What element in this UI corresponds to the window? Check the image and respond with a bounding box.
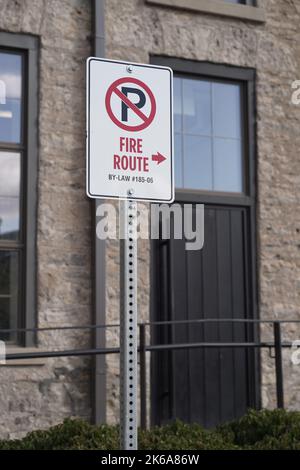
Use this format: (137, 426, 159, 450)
(0, 33, 38, 346)
(146, 1, 265, 23)
(174, 76, 244, 193)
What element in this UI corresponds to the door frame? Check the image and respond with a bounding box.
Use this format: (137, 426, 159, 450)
(150, 57, 260, 425)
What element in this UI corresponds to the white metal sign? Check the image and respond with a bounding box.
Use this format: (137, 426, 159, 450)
(86, 57, 174, 203)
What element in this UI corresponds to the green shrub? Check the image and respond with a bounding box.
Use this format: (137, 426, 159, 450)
(0, 419, 119, 451)
(139, 420, 238, 450)
(217, 408, 300, 450)
(1, 409, 300, 450)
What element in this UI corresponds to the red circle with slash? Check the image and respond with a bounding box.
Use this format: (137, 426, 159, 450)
(105, 77, 156, 132)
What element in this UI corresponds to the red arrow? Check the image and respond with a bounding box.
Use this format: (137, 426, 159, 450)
(152, 152, 166, 165)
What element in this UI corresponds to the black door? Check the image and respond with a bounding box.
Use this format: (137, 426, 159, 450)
(151, 59, 259, 428)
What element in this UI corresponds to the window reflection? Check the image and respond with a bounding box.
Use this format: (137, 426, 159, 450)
(174, 133, 183, 187)
(184, 135, 212, 190)
(174, 78, 182, 133)
(0, 152, 20, 240)
(0, 251, 18, 342)
(183, 79, 211, 136)
(212, 83, 241, 139)
(0, 52, 22, 143)
(214, 138, 243, 192)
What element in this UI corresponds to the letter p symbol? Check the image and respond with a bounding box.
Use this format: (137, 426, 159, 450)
(121, 87, 146, 122)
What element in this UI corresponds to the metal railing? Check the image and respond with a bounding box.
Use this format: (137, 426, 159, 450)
(1, 318, 299, 429)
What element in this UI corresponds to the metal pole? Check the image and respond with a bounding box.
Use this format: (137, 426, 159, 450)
(139, 323, 147, 430)
(120, 197, 138, 450)
(92, 0, 107, 426)
(274, 321, 284, 408)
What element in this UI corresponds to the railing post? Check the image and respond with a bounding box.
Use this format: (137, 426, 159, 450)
(139, 323, 147, 430)
(273, 321, 284, 409)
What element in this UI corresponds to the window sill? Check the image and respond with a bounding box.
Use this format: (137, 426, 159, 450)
(1, 347, 46, 366)
(146, 0, 266, 23)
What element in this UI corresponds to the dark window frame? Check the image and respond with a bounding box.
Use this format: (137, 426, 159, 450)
(150, 55, 260, 410)
(0, 32, 39, 347)
(145, 1, 265, 23)
(151, 57, 256, 208)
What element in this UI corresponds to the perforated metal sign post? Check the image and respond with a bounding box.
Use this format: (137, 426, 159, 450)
(86, 58, 174, 450)
(119, 197, 138, 450)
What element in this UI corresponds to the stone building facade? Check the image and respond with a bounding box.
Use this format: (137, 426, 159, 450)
(0, 0, 299, 438)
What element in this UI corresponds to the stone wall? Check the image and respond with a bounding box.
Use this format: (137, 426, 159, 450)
(0, 0, 299, 436)
(0, 0, 93, 438)
(105, 0, 300, 422)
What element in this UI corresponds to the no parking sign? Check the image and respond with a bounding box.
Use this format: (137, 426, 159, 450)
(86, 58, 174, 202)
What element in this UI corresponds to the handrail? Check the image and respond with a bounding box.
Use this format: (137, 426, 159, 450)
(0, 319, 297, 429)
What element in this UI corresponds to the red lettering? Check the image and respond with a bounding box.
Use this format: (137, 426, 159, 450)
(119, 137, 126, 152)
(129, 138, 136, 153)
(119, 137, 143, 153)
(129, 156, 136, 171)
(113, 154, 149, 172)
(144, 157, 149, 172)
(113, 154, 121, 169)
(121, 155, 128, 170)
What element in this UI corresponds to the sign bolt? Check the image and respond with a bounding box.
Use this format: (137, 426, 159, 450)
(128, 189, 134, 196)
(126, 65, 133, 73)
